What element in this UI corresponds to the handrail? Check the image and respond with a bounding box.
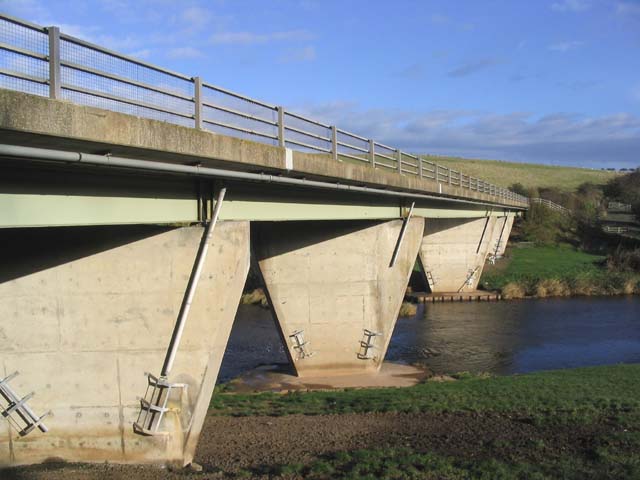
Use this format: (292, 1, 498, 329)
(0, 13, 528, 206)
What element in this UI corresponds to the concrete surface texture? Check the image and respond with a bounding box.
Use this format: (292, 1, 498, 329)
(486, 216, 512, 259)
(419, 217, 498, 293)
(253, 219, 424, 377)
(497, 216, 515, 257)
(0, 222, 250, 467)
(0, 90, 527, 210)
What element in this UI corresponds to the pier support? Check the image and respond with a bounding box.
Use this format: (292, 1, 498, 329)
(496, 216, 515, 257)
(419, 217, 497, 293)
(253, 218, 424, 377)
(0, 222, 250, 467)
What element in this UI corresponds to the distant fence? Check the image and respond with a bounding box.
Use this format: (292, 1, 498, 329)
(0, 13, 528, 205)
(529, 198, 571, 215)
(608, 202, 632, 212)
(602, 225, 629, 234)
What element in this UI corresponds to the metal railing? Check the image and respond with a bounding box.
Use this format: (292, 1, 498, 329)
(530, 197, 571, 215)
(0, 13, 528, 205)
(602, 225, 629, 234)
(608, 202, 632, 212)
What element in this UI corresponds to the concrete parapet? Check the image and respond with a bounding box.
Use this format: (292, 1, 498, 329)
(253, 218, 424, 377)
(0, 222, 249, 466)
(419, 217, 497, 293)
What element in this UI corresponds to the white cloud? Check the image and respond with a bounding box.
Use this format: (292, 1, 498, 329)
(180, 6, 213, 32)
(616, 1, 640, 16)
(0, 0, 48, 19)
(292, 102, 640, 167)
(127, 49, 152, 59)
(279, 45, 316, 63)
(166, 46, 205, 59)
(210, 30, 313, 45)
(549, 40, 584, 52)
(447, 58, 502, 78)
(551, 0, 590, 12)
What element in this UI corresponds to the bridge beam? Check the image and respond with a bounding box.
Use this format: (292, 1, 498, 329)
(253, 218, 424, 377)
(419, 217, 498, 293)
(0, 222, 249, 466)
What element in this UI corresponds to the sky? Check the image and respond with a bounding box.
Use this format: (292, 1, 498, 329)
(2, 0, 640, 168)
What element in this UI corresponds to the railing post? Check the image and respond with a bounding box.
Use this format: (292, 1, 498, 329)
(277, 106, 285, 148)
(193, 76, 203, 130)
(369, 139, 375, 167)
(417, 155, 423, 177)
(47, 26, 61, 99)
(448, 168, 452, 185)
(435, 163, 440, 183)
(331, 126, 339, 161)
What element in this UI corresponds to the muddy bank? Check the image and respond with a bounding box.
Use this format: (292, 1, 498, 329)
(2, 409, 632, 479)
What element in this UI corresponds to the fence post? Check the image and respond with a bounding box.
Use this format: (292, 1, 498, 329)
(193, 76, 203, 130)
(396, 150, 402, 174)
(417, 155, 423, 178)
(331, 126, 339, 161)
(369, 139, 375, 167)
(277, 106, 285, 148)
(448, 168, 452, 185)
(47, 26, 61, 99)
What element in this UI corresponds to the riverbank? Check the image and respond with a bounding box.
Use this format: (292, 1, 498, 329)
(481, 243, 640, 299)
(4, 364, 639, 479)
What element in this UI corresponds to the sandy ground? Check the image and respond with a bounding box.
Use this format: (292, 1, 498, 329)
(1, 409, 624, 479)
(224, 362, 430, 393)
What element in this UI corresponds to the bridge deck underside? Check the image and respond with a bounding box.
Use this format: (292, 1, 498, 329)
(1, 160, 515, 227)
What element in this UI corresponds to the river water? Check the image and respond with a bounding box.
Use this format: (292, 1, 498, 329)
(218, 296, 640, 381)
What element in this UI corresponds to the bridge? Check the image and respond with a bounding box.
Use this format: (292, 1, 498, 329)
(0, 13, 526, 468)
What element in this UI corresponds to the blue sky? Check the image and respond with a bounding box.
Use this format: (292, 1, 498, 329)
(2, 0, 640, 168)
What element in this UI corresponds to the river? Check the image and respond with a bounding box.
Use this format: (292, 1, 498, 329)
(218, 296, 640, 381)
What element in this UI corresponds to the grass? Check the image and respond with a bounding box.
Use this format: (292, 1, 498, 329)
(210, 364, 640, 417)
(422, 155, 618, 192)
(481, 244, 605, 290)
(216, 364, 640, 479)
(480, 243, 640, 297)
(268, 443, 640, 479)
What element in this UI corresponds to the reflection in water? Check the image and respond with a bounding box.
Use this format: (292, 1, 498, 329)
(219, 297, 640, 381)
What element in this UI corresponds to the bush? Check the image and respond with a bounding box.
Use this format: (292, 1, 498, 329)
(535, 278, 571, 297)
(607, 248, 640, 273)
(398, 301, 417, 317)
(501, 282, 526, 299)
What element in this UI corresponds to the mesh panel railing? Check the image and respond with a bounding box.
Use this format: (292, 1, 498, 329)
(0, 13, 528, 205)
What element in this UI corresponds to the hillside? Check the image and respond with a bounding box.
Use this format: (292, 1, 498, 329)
(422, 155, 619, 192)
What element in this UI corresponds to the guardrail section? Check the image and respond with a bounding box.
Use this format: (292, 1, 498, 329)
(0, 13, 528, 205)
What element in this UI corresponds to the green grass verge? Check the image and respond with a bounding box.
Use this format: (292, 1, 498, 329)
(480, 244, 640, 296)
(268, 442, 640, 479)
(211, 364, 640, 418)
(481, 244, 605, 290)
(423, 155, 618, 192)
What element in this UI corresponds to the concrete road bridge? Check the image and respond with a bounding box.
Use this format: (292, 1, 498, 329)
(0, 13, 527, 468)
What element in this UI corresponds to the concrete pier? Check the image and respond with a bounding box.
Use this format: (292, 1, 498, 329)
(419, 217, 497, 293)
(0, 222, 250, 466)
(253, 219, 424, 377)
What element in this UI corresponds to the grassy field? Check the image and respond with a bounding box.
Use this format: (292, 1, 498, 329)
(481, 244, 605, 290)
(481, 243, 640, 297)
(210, 365, 640, 479)
(421, 155, 618, 191)
(211, 364, 639, 417)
